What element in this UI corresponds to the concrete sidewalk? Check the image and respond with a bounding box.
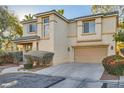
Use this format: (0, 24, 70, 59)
(0, 65, 32, 75)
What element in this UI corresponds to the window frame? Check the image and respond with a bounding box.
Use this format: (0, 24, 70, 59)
(28, 23, 37, 33)
(82, 20, 95, 34)
(42, 17, 49, 37)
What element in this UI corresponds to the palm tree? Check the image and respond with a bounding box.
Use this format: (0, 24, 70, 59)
(57, 9, 64, 15)
(23, 14, 34, 21)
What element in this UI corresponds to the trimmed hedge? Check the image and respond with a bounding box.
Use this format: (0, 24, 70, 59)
(0, 51, 23, 65)
(0, 61, 4, 65)
(0, 51, 13, 64)
(24, 51, 54, 67)
(10, 51, 23, 63)
(24, 63, 33, 69)
(102, 55, 124, 76)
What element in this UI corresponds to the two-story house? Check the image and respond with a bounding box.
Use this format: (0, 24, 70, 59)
(13, 10, 118, 65)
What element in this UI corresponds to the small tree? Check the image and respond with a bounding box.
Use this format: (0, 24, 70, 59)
(114, 18, 124, 47)
(114, 30, 124, 43)
(116, 19, 124, 52)
(0, 6, 23, 50)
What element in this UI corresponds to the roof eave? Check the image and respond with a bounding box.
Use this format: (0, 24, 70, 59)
(21, 19, 37, 24)
(70, 15, 103, 22)
(34, 10, 69, 23)
(13, 39, 40, 43)
(70, 11, 119, 22)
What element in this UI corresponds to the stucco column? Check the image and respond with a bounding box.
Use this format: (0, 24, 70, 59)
(37, 17, 42, 37)
(77, 21, 83, 40)
(95, 17, 102, 39)
(32, 41, 37, 51)
(69, 46, 75, 62)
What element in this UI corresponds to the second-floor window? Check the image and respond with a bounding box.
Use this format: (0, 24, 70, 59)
(83, 21, 95, 33)
(29, 24, 37, 32)
(42, 17, 49, 37)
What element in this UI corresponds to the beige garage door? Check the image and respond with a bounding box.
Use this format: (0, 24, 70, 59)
(74, 46, 108, 63)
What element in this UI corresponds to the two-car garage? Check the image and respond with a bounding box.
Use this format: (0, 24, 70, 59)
(74, 46, 108, 63)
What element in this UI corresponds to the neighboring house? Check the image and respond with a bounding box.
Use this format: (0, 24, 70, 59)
(13, 10, 118, 65)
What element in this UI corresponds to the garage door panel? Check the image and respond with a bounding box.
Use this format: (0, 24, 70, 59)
(74, 46, 108, 63)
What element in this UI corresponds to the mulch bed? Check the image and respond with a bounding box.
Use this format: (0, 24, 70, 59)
(100, 70, 119, 80)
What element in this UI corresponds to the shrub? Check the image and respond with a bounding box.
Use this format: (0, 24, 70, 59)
(9, 51, 23, 63)
(24, 51, 54, 67)
(120, 48, 124, 55)
(0, 51, 23, 64)
(0, 61, 4, 65)
(0, 50, 6, 56)
(0, 51, 13, 64)
(102, 55, 124, 75)
(24, 63, 33, 69)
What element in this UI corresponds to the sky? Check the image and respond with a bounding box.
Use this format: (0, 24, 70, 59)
(8, 5, 92, 20)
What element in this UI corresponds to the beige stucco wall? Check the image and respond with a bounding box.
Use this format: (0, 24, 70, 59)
(22, 14, 55, 52)
(53, 15, 69, 65)
(101, 16, 117, 56)
(37, 14, 55, 52)
(23, 24, 27, 36)
(68, 22, 77, 37)
(67, 22, 77, 62)
(68, 15, 117, 62)
(21, 14, 117, 65)
(102, 34, 116, 56)
(102, 16, 117, 34)
(32, 41, 37, 50)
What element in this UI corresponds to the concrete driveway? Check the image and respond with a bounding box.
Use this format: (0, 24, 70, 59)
(36, 63, 104, 88)
(1, 63, 122, 88)
(36, 63, 104, 81)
